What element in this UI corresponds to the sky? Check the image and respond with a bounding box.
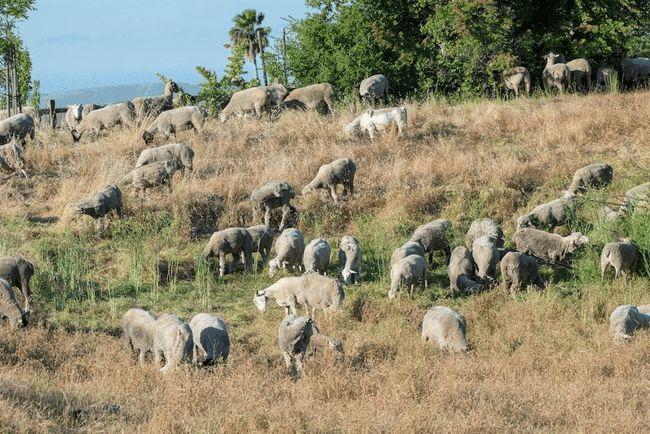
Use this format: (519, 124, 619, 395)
(18, 0, 308, 93)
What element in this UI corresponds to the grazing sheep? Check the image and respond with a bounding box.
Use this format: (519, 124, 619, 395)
(339, 236, 361, 284)
(566, 163, 613, 195)
(543, 53, 570, 93)
(421, 306, 468, 353)
(121, 161, 177, 193)
(0, 139, 27, 178)
(303, 238, 331, 275)
(254, 273, 345, 317)
(0, 278, 27, 330)
(121, 308, 157, 366)
(142, 106, 204, 144)
(302, 158, 356, 204)
(621, 57, 650, 87)
(601, 240, 638, 280)
(132, 80, 179, 121)
(65, 104, 103, 130)
(409, 219, 452, 265)
(283, 83, 335, 114)
(268, 228, 306, 278)
(471, 236, 499, 282)
(278, 314, 314, 376)
(501, 67, 531, 97)
(595, 67, 618, 91)
(620, 182, 649, 213)
(309, 325, 344, 357)
(153, 313, 195, 373)
(566, 58, 591, 92)
(0, 113, 35, 146)
(246, 225, 275, 266)
(516, 194, 576, 231)
(189, 313, 230, 365)
(391, 241, 426, 267)
(389, 254, 427, 300)
(465, 218, 504, 249)
(71, 102, 135, 142)
(359, 74, 389, 105)
(202, 227, 254, 277)
(448, 246, 482, 294)
(251, 181, 296, 231)
(345, 107, 407, 141)
(500, 251, 545, 294)
(135, 143, 194, 173)
(0, 256, 35, 314)
(513, 228, 588, 265)
(609, 304, 650, 343)
(74, 185, 123, 233)
(219, 84, 287, 122)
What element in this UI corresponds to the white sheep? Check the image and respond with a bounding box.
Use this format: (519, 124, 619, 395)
(71, 102, 135, 142)
(0, 113, 35, 146)
(421, 306, 468, 353)
(246, 224, 275, 266)
(543, 52, 570, 93)
(74, 185, 124, 233)
(566, 58, 591, 92)
(202, 227, 254, 277)
(500, 251, 545, 294)
(219, 84, 287, 122)
(601, 240, 637, 280)
(142, 106, 204, 144)
(65, 104, 102, 130)
(0, 139, 27, 178)
(609, 304, 650, 343)
(121, 160, 177, 193)
(153, 313, 195, 373)
(251, 181, 296, 231)
(409, 219, 452, 265)
(0, 277, 27, 330)
(513, 228, 588, 265)
(359, 74, 389, 105)
(132, 80, 179, 121)
(121, 308, 157, 366)
(339, 236, 361, 284)
(516, 193, 576, 231)
(501, 67, 531, 97)
(448, 246, 482, 295)
(390, 241, 425, 267)
(268, 228, 305, 278)
(283, 83, 335, 114)
(135, 143, 195, 173)
(345, 107, 407, 141)
(465, 218, 504, 249)
(303, 238, 331, 275)
(389, 254, 427, 300)
(278, 314, 314, 376)
(189, 313, 230, 365)
(566, 163, 613, 195)
(620, 182, 649, 214)
(302, 158, 356, 204)
(471, 236, 499, 282)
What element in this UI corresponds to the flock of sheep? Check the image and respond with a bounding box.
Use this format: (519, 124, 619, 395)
(0, 66, 648, 376)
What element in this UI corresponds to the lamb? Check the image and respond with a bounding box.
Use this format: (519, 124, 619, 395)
(132, 80, 179, 121)
(251, 181, 296, 231)
(283, 83, 335, 114)
(609, 304, 650, 343)
(202, 227, 254, 277)
(339, 236, 361, 284)
(409, 219, 452, 265)
(121, 308, 157, 366)
(389, 254, 427, 300)
(620, 182, 649, 213)
(601, 240, 637, 280)
(501, 67, 531, 97)
(465, 218, 504, 249)
(121, 160, 177, 193)
(74, 185, 123, 233)
(566, 58, 591, 92)
(0, 139, 27, 178)
(302, 158, 356, 204)
(135, 143, 195, 173)
(278, 314, 314, 376)
(471, 236, 499, 282)
(71, 102, 135, 142)
(0, 113, 35, 146)
(595, 67, 617, 91)
(516, 194, 576, 231)
(65, 104, 103, 130)
(621, 57, 650, 87)
(448, 246, 483, 294)
(390, 241, 425, 267)
(303, 238, 331, 275)
(500, 251, 545, 294)
(153, 313, 195, 373)
(566, 163, 613, 195)
(0, 278, 27, 330)
(345, 107, 407, 141)
(513, 228, 588, 265)
(309, 325, 344, 357)
(421, 306, 468, 353)
(219, 84, 287, 122)
(246, 225, 275, 266)
(189, 313, 230, 365)
(142, 106, 204, 144)
(268, 228, 305, 278)
(0, 256, 35, 314)
(543, 52, 570, 93)
(359, 74, 389, 105)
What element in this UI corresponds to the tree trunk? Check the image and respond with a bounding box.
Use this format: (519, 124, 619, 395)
(4, 58, 10, 117)
(257, 30, 268, 86)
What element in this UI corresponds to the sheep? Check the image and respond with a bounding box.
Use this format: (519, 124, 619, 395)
(500, 251, 545, 294)
(609, 304, 650, 343)
(595, 67, 618, 91)
(219, 84, 287, 122)
(516, 194, 576, 231)
(566, 58, 591, 92)
(135, 143, 195, 173)
(202, 227, 254, 277)
(246, 225, 275, 266)
(345, 107, 407, 141)
(278, 314, 314, 376)
(513, 228, 588, 265)
(0, 139, 27, 178)
(121, 308, 157, 366)
(390, 241, 425, 267)
(283, 83, 335, 114)
(543, 52, 570, 93)
(501, 67, 531, 97)
(268, 228, 305, 278)
(303, 238, 331, 275)
(389, 254, 427, 300)
(309, 325, 344, 357)
(0, 278, 27, 330)
(448, 246, 483, 295)
(153, 313, 195, 373)
(409, 219, 452, 265)
(359, 74, 389, 105)
(471, 236, 499, 282)
(132, 80, 179, 121)
(0, 106, 40, 125)
(121, 160, 177, 193)
(254, 273, 345, 318)
(73, 185, 124, 233)
(566, 163, 613, 195)
(251, 181, 296, 231)
(0, 113, 35, 146)
(421, 306, 468, 353)
(601, 240, 638, 280)
(339, 236, 361, 284)
(465, 218, 504, 249)
(302, 158, 356, 204)
(65, 104, 103, 130)
(620, 182, 649, 213)
(71, 102, 135, 142)
(189, 313, 230, 365)
(621, 57, 650, 88)
(142, 106, 204, 144)
(0, 256, 35, 314)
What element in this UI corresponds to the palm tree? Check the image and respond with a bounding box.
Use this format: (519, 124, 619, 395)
(227, 9, 270, 85)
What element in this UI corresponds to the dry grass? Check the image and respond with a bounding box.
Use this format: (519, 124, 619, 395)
(0, 91, 649, 432)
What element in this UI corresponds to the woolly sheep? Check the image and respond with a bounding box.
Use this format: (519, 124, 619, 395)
(251, 181, 296, 231)
(500, 251, 545, 294)
(409, 219, 452, 265)
(268, 228, 305, 278)
(501, 67, 531, 97)
(566, 58, 591, 92)
(0, 256, 35, 314)
(448, 246, 483, 294)
(0, 139, 27, 178)
(303, 238, 331, 275)
(189, 313, 230, 365)
(465, 218, 504, 249)
(121, 161, 177, 192)
(390, 241, 425, 267)
(254, 273, 345, 317)
(278, 314, 314, 375)
(74, 185, 123, 233)
(202, 227, 254, 277)
(246, 224, 275, 266)
(421, 306, 468, 353)
(71, 102, 135, 142)
(516, 194, 576, 231)
(302, 158, 356, 204)
(309, 326, 344, 357)
(543, 53, 570, 93)
(0, 278, 27, 330)
(345, 107, 407, 141)
(121, 308, 157, 366)
(0, 113, 35, 146)
(65, 104, 102, 130)
(620, 182, 649, 213)
(359, 74, 389, 105)
(621, 57, 650, 87)
(471, 236, 499, 282)
(283, 83, 335, 114)
(595, 67, 617, 91)
(389, 254, 427, 300)
(566, 163, 613, 195)
(153, 313, 195, 373)
(219, 84, 287, 122)
(601, 240, 638, 280)
(135, 143, 195, 173)
(142, 106, 204, 144)
(513, 228, 588, 265)
(609, 304, 650, 343)
(339, 236, 361, 284)
(132, 80, 179, 121)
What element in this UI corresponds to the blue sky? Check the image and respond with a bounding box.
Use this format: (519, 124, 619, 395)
(18, 1, 308, 93)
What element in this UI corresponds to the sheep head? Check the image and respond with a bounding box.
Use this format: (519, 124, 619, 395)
(516, 215, 532, 230)
(566, 233, 589, 252)
(342, 268, 356, 285)
(142, 130, 154, 145)
(268, 259, 281, 278)
(253, 290, 267, 313)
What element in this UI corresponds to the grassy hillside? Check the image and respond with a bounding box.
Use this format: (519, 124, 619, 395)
(0, 91, 648, 431)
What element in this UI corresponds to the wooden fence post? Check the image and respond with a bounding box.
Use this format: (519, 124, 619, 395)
(49, 99, 56, 129)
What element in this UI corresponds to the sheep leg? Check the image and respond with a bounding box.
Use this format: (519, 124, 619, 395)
(367, 126, 377, 142)
(138, 349, 147, 367)
(614, 266, 620, 280)
(218, 252, 227, 277)
(264, 206, 271, 227)
(283, 352, 293, 370)
(279, 205, 289, 231)
(329, 185, 339, 204)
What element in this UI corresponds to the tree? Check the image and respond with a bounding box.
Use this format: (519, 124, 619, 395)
(227, 9, 270, 85)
